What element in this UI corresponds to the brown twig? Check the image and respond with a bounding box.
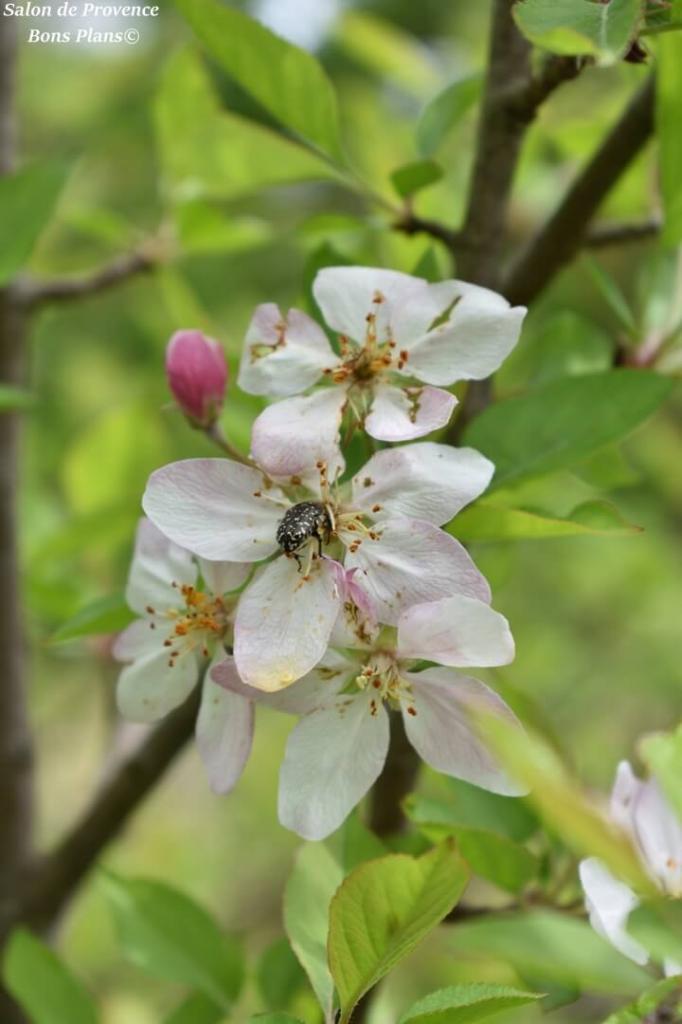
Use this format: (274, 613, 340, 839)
(18, 249, 156, 309)
(586, 217, 661, 248)
(18, 688, 200, 935)
(504, 75, 655, 307)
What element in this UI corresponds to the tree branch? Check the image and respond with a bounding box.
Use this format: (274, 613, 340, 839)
(504, 75, 655, 306)
(18, 688, 199, 934)
(586, 217, 661, 248)
(19, 249, 157, 309)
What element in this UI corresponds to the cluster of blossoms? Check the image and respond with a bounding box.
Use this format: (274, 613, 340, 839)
(580, 761, 682, 974)
(115, 266, 529, 839)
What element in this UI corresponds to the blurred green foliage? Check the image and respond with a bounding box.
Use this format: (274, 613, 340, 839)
(10, 0, 682, 1020)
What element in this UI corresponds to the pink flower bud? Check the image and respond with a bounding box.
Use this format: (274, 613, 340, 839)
(165, 330, 228, 428)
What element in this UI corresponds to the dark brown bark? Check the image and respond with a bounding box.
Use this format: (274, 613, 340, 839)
(18, 250, 156, 309)
(505, 76, 655, 306)
(367, 713, 421, 838)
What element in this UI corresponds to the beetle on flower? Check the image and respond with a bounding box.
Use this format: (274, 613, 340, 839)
(114, 518, 253, 795)
(142, 441, 495, 692)
(237, 266, 526, 454)
(213, 591, 525, 840)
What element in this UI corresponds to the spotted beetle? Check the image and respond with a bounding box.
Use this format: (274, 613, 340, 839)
(276, 501, 332, 568)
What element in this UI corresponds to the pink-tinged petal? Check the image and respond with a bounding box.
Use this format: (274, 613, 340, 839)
(345, 518, 491, 624)
(630, 776, 682, 896)
(353, 443, 493, 526)
(402, 668, 526, 795)
(125, 518, 196, 616)
(238, 303, 336, 397)
(325, 560, 379, 649)
(234, 555, 341, 691)
(195, 660, 254, 795)
(404, 282, 526, 386)
(278, 688, 390, 839)
(397, 595, 514, 667)
(116, 645, 199, 723)
(213, 648, 355, 715)
(198, 558, 250, 596)
(251, 389, 346, 480)
(112, 618, 159, 662)
(166, 330, 227, 426)
(143, 458, 283, 562)
(579, 858, 648, 965)
(313, 266, 458, 347)
(365, 384, 457, 442)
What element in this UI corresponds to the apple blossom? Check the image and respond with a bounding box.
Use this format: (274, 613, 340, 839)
(237, 266, 526, 457)
(213, 592, 524, 840)
(166, 329, 228, 428)
(114, 518, 252, 794)
(142, 442, 494, 692)
(580, 761, 682, 974)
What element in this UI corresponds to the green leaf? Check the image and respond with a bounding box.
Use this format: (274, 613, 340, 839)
(2, 929, 97, 1024)
(337, 811, 388, 873)
(450, 499, 640, 542)
(449, 829, 537, 895)
(52, 592, 134, 643)
(176, 203, 272, 256)
(628, 899, 682, 964)
(404, 782, 538, 843)
(164, 992, 225, 1024)
(0, 385, 36, 413)
(602, 977, 682, 1023)
(448, 911, 650, 995)
(583, 257, 637, 335)
(657, 32, 682, 245)
(174, 0, 343, 160)
(482, 721, 653, 893)
(399, 983, 544, 1024)
(640, 725, 682, 819)
(102, 873, 244, 1010)
(156, 50, 336, 203)
(390, 159, 443, 199)
(256, 938, 308, 1012)
(512, 0, 643, 63)
(249, 1016, 303, 1024)
(328, 840, 470, 1023)
(0, 162, 67, 285)
(416, 75, 482, 156)
(283, 843, 343, 1019)
(335, 10, 439, 96)
(462, 371, 673, 489)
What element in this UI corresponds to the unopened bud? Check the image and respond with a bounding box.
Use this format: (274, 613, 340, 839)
(165, 330, 227, 428)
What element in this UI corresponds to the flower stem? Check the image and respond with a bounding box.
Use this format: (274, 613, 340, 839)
(204, 422, 250, 465)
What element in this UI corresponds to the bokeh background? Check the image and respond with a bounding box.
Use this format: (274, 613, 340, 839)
(15, 0, 680, 1019)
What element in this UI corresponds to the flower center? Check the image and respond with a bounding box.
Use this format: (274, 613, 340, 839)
(355, 652, 417, 717)
(155, 583, 229, 665)
(322, 290, 409, 388)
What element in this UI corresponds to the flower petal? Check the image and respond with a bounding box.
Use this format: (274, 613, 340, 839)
(397, 594, 514, 667)
(250, 389, 346, 481)
(313, 266, 458, 347)
(237, 303, 336, 397)
(353, 442, 493, 526)
(195, 658, 254, 794)
(610, 760, 643, 833)
(579, 858, 648, 965)
(364, 384, 457, 442)
(143, 458, 283, 562)
(198, 558, 250, 596)
(631, 776, 682, 896)
(404, 282, 526, 386)
(116, 644, 199, 723)
(345, 517, 491, 624)
(234, 555, 341, 691)
(125, 518, 196, 616)
(212, 648, 355, 715)
(402, 668, 526, 795)
(278, 689, 390, 839)
(112, 618, 159, 662)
